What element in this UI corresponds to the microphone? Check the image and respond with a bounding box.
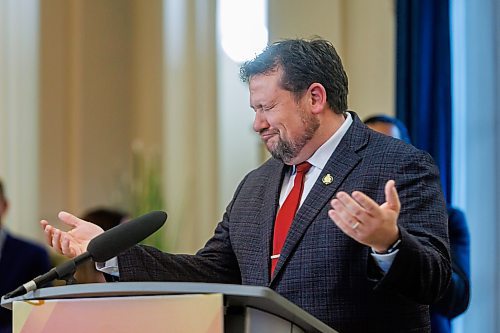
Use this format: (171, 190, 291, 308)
(87, 210, 167, 262)
(3, 210, 167, 299)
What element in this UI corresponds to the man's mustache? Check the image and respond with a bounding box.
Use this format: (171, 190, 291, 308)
(259, 129, 280, 136)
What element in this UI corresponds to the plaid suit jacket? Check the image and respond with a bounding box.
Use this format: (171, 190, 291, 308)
(118, 113, 451, 333)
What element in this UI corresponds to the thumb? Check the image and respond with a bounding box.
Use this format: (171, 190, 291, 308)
(58, 211, 85, 228)
(385, 180, 401, 213)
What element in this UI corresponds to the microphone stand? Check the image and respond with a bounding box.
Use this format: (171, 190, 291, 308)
(4, 210, 168, 300)
(3, 252, 92, 299)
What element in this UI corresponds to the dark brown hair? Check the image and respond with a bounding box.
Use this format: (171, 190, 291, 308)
(240, 38, 349, 114)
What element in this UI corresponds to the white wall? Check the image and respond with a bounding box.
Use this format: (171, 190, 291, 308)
(0, 0, 40, 238)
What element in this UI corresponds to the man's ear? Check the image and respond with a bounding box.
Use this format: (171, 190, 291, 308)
(308, 83, 327, 114)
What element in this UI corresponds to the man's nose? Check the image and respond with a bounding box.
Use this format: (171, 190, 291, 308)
(253, 111, 269, 133)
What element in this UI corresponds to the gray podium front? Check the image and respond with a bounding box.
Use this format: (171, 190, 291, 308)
(1, 282, 338, 333)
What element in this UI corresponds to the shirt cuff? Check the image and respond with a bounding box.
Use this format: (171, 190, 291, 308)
(95, 257, 120, 277)
(370, 249, 399, 273)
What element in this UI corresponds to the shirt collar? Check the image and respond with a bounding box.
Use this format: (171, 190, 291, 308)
(305, 112, 353, 171)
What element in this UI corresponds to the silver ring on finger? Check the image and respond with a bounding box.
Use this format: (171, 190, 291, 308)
(351, 221, 360, 230)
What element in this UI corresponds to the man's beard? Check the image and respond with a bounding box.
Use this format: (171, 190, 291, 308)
(268, 111, 319, 164)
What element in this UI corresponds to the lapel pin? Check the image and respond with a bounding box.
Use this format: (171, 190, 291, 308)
(322, 173, 333, 185)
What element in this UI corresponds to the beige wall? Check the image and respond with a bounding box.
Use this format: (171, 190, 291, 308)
(130, 0, 163, 149)
(39, 0, 136, 220)
(37, 0, 219, 253)
(39, 0, 165, 218)
(269, 0, 395, 121)
(269, 0, 344, 45)
(2, 0, 395, 252)
(342, 0, 395, 119)
(162, 0, 219, 253)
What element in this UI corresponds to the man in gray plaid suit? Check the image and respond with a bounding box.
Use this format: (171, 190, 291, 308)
(42, 38, 451, 332)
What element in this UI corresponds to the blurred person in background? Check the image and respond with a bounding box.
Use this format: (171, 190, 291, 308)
(81, 207, 128, 232)
(364, 115, 471, 333)
(0, 179, 51, 333)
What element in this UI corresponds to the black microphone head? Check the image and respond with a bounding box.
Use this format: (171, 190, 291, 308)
(87, 210, 167, 262)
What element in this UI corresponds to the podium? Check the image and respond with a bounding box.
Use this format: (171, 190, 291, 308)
(1, 282, 338, 333)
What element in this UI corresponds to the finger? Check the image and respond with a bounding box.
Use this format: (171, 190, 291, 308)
(61, 235, 77, 258)
(336, 192, 371, 221)
(384, 180, 400, 212)
(328, 208, 362, 236)
(351, 190, 380, 216)
(331, 198, 359, 225)
(40, 220, 48, 229)
(58, 211, 84, 228)
(52, 229, 63, 254)
(41, 221, 54, 246)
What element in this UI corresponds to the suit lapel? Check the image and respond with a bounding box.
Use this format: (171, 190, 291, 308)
(270, 114, 369, 284)
(258, 160, 287, 284)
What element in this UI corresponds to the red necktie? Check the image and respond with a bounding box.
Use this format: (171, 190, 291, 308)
(271, 162, 312, 276)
